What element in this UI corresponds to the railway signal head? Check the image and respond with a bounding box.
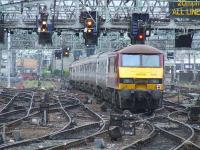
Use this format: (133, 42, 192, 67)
(42, 20, 47, 25)
(63, 47, 70, 57)
(136, 33, 145, 41)
(83, 18, 98, 45)
(63, 50, 69, 57)
(86, 19, 93, 26)
(39, 19, 48, 32)
(81, 11, 99, 45)
(130, 13, 150, 44)
(55, 50, 62, 59)
(167, 52, 174, 59)
(85, 18, 94, 33)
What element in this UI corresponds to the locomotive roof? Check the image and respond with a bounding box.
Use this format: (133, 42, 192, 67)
(117, 44, 163, 54)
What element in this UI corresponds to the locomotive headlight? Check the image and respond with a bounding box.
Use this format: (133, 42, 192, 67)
(120, 78, 134, 84)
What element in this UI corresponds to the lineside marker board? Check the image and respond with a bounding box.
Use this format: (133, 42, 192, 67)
(169, 0, 200, 17)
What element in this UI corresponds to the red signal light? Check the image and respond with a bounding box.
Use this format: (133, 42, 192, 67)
(137, 33, 145, 41)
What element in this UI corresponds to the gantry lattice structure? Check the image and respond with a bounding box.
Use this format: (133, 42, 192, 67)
(0, 0, 200, 64)
(0, 0, 200, 29)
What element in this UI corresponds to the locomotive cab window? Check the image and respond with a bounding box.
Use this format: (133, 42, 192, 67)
(122, 54, 140, 67)
(122, 54, 160, 67)
(142, 55, 160, 67)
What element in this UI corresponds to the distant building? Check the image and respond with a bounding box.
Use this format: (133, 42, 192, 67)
(16, 58, 37, 70)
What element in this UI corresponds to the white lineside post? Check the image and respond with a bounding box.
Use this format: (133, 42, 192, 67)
(193, 51, 196, 80)
(7, 32, 11, 88)
(44, 109, 47, 125)
(2, 123, 5, 141)
(173, 50, 176, 84)
(61, 48, 64, 82)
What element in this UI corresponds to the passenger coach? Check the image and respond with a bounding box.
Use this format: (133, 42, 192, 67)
(69, 45, 164, 112)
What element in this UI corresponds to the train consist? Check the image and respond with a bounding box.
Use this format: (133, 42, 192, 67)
(69, 45, 164, 112)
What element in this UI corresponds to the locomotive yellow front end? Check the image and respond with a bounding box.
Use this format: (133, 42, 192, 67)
(116, 49, 164, 112)
(118, 67, 164, 91)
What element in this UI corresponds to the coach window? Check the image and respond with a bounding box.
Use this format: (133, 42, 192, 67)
(84, 64, 86, 72)
(90, 63, 92, 72)
(93, 63, 96, 72)
(109, 57, 115, 73)
(87, 64, 89, 72)
(80, 65, 82, 72)
(101, 62, 104, 72)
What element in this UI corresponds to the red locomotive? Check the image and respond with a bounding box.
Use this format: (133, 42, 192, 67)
(69, 45, 164, 112)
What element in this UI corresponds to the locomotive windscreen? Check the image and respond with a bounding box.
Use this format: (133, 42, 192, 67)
(122, 54, 160, 67)
(142, 55, 160, 67)
(122, 55, 140, 67)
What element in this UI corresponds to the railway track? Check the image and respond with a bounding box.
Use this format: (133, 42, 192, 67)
(0, 107, 69, 147)
(121, 116, 194, 150)
(148, 116, 194, 140)
(0, 90, 105, 150)
(0, 89, 34, 125)
(0, 109, 27, 125)
(169, 110, 200, 148)
(124, 127, 182, 150)
(0, 91, 33, 114)
(163, 88, 198, 108)
(0, 87, 199, 150)
(0, 89, 70, 149)
(154, 106, 178, 117)
(63, 104, 101, 126)
(66, 121, 154, 150)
